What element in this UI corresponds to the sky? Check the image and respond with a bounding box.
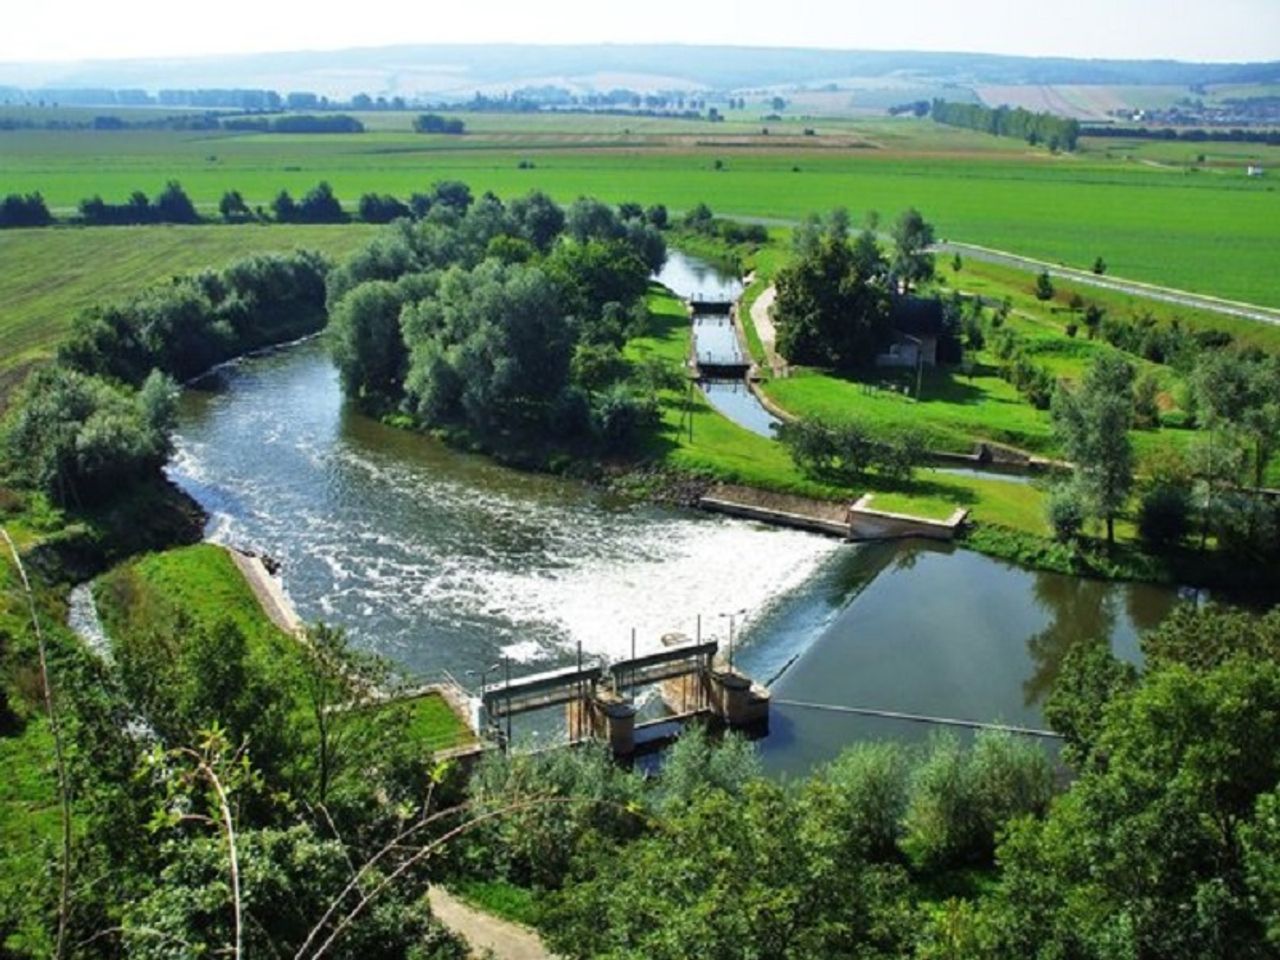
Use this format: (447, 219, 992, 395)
(2, 0, 1277, 63)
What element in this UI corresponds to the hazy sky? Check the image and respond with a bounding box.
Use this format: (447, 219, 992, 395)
(3, 0, 1277, 63)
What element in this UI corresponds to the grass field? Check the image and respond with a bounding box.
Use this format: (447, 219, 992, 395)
(1, 116, 1276, 306)
(0, 222, 377, 388)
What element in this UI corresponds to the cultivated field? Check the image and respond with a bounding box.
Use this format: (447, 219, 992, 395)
(1, 115, 1276, 306)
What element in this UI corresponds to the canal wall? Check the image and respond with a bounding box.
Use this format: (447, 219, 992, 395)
(846, 495, 968, 542)
(699, 484, 851, 538)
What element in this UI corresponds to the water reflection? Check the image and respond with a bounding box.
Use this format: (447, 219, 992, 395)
(755, 542, 1184, 775)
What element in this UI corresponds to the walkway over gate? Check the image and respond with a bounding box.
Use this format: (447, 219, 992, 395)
(478, 638, 764, 757)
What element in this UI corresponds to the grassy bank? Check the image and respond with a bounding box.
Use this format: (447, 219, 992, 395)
(92, 544, 474, 750)
(632, 286, 1052, 531)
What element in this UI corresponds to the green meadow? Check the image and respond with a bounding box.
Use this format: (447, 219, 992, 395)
(0, 222, 376, 390)
(1, 116, 1276, 305)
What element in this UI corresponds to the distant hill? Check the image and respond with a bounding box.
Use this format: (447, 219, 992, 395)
(1, 43, 1277, 100)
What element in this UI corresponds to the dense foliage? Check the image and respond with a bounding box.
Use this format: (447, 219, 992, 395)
(327, 191, 670, 450)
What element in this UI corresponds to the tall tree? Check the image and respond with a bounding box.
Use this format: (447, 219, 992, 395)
(1052, 354, 1135, 544)
(889, 207, 935, 293)
(774, 224, 891, 369)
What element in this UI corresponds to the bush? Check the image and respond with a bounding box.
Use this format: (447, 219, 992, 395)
(807, 742, 911, 862)
(1047, 484, 1087, 542)
(3, 367, 176, 505)
(904, 732, 1052, 869)
(592, 385, 659, 451)
(358, 192, 411, 224)
(1139, 483, 1192, 548)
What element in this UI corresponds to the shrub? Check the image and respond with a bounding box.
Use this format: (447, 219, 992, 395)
(1047, 484, 1087, 542)
(1138, 483, 1192, 548)
(807, 742, 911, 861)
(904, 732, 1052, 870)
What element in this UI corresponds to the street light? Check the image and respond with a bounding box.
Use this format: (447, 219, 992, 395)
(718, 608, 747, 672)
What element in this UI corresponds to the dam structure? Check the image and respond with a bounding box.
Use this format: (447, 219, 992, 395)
(476, 635, 770, 759)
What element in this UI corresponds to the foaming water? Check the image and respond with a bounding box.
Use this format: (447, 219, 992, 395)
(168, 340, 843, 679)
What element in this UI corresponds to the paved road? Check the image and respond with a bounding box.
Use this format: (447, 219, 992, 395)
(729, 213, 1280, 327)
(934, 241, 1280, 327)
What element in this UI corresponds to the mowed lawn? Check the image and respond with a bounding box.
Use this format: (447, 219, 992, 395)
(1, 117, 1276, 305)
(0, 222, 377, 384)
(631, 286, 1051, 534)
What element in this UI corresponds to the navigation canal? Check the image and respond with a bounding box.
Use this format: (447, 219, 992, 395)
(655, 251, 781, 438)
(167, 251, 1187, 773)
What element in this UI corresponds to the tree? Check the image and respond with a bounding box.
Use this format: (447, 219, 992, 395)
(984, 650, 1280, 959)
(154, 180, 199, 223)
(1052, 354, 1135, 544)
(413, 113, 465, 134)
(0, 191, 54, 227)
(889, 207, 935, 292)
(1092, 256, 1107, 275)
(1034, 269, 1055, 301)
(402, 261, 575, 433)
(773, 225, 891, 368)
(357, 193, 410, 224)
(327, 280, 414, 408)
(3, 366, 176, 505)
(1082, 301, 1104, 339)
(219, 190, 252, 222)
(951, 252, 962, 272)
(508, 189, 565, 252)
(272, 189, 299, 223)
(295, 182, 346, 223)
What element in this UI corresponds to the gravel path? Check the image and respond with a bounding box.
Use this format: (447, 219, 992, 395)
(750, 285, 785, 375)
(428, 887, 552, 960)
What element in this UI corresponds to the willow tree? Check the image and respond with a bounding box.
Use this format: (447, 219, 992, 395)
(1052, 354, 1135, 545)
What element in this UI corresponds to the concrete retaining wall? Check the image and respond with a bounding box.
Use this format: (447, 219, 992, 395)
(847, 495, 968, 542)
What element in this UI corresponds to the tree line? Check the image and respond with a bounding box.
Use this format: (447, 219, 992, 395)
(220, 113, 365, 133)
(1081, 124, 1280, 145)
(0, 179, 494, 229)
(931, 99, 1081, 151)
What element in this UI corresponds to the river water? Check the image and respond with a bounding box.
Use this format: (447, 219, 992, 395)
(165, 252, 1188, 774)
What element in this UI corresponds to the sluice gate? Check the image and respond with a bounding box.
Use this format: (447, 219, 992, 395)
(478, 637, 768, 757)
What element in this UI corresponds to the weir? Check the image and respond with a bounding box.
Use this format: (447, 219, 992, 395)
(478, 637, 769, 758)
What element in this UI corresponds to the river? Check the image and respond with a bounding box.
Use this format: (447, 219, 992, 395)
(165, 252, 1188, 774)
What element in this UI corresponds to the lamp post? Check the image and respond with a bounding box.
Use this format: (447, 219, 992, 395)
(718, 608, 747, 672)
